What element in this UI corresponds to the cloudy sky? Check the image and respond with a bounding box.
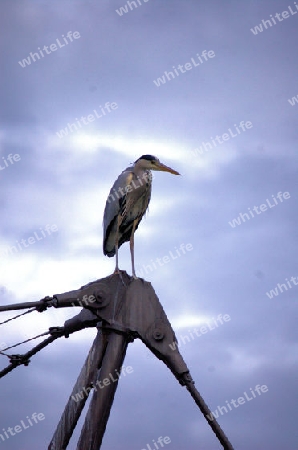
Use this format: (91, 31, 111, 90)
(0, 1, 297, 449)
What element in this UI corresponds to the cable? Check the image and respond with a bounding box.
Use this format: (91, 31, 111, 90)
(0, 331, 50, 356)
(0, 327, 67, 379)
(0, 308, 36, 326)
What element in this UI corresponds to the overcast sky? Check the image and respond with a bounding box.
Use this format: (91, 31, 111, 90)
(0, 1, 297, 449)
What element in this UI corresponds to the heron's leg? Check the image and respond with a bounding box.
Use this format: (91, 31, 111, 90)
(115, 244, 119, 273)
(130, 219, 138, 279)
(114, 215, 121, 274)
(112, 217, 126, 285)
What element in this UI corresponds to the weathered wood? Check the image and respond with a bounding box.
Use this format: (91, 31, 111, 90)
(0, 301, 42, 311)
(1, 271, 234, 449)
(185, 379, 234, 450)
(55, 276, 190, 381)
(76, 330, 130, 450)
(48, 330, 108, 450)
(45, 272, 234, 450)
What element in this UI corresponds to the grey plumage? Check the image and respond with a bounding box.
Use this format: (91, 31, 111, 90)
(103, 155, 180, 277)
(103, 165, 152, 256)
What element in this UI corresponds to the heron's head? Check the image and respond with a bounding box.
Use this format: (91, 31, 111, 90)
(134, 155, 180, 175)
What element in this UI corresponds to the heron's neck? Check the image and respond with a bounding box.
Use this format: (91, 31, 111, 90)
(133, 161, 150, 177)
(132, 163, 152, 185)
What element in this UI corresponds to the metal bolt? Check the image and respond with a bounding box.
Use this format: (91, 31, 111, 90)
(94, 291, 104, 302)
(153, 329, 164, 341)
(93, 288, 110, 308)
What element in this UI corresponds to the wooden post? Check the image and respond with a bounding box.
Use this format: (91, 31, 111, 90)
(0, 274, 235, 449)
(48, 329, 108, 450)
(77, 329, 130, 450)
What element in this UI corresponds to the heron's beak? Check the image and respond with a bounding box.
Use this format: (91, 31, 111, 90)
(155, 162, 180, 175)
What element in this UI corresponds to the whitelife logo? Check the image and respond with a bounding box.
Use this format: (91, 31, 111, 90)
(137, 243, 193, 278)
(228, 191, 290, 228)
(250, 2, 298, 35)
(0, 224, 58, 258)
(169, 314, 231, 351)
(115, 0, 150, 16)
(207, 384, 269, 421)
(0, 153, 21, 171)
(153, 50, 215, 87)
(106, 170, 152, 204)
(71, 366, 134, 402)
(140, 435, 171, 450)
(191, 121, 253, 156)
(55, 102, 118, 138)
(266, 275, 298, 299)
(18, 31, 81, 68)
(288, 93, 298, 106)
(0, 412, 45, 442)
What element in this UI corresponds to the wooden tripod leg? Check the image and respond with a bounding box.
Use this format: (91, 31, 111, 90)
(76, 330, 130, 450)
(185, 381, 235, 450)
(48, 329, 108, 450)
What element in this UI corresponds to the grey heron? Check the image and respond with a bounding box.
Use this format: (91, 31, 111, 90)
(103, 155, 180, 278)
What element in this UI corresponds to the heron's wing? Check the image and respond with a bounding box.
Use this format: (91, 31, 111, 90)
(117, 174, 151, 248)
(103, 168, 133, 256)
(119, 175, 151, 223)
(103, 168, 152, 256)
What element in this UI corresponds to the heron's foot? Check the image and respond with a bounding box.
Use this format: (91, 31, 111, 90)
(131, 268, 139, 280)
(111, 268, 126, 286)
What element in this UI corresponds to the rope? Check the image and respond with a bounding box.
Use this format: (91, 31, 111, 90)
(0, 308, 36, 326)
(0, 331, 65, 379)
(0, 331, 50, 356)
